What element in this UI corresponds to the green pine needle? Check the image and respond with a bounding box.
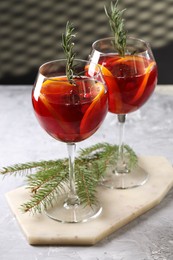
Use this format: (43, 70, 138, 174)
(104, 0, 127, 56)
(1, 143, 137, 214)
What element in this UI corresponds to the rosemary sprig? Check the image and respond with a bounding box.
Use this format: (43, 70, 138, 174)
(61, 21, 76, 84)
(1, 143, 137, 214)
(104, 0, 127, 56)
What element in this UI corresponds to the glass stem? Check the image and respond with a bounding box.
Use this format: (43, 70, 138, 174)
(116, 114, 129, 174)
(65, 142, 80, 207)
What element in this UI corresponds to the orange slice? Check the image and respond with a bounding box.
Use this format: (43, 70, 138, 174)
(97, 64, 122, 113)
(80, 82, 106, 134)
(39, 78, 74, 134)
(114, 55, 145, 63)
(86, 63, 123, 113)
(111, 55, 149, 77)
(41, 77, 72, 95)
(85, 63, 113, 78)
(39, 93, 68, 132)
(130, 61, 155, 103)
(97, 64, 113, 77)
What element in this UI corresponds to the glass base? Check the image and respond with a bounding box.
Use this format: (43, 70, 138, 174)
(44, 195, 102, 223)
(101, 165, 148, 189)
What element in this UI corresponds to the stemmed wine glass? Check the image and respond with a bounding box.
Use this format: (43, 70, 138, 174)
(32, 59, 108, 222)
(90, 37, 158, 189)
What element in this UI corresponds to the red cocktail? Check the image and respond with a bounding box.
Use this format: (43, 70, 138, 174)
(32, 59, 108, 223)
(98, 54, 157, 114)
(32, 77, 107, 143)
(90, 37, 158, 189)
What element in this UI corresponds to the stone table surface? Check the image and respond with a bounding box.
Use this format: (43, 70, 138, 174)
(0, 85, 173, 260)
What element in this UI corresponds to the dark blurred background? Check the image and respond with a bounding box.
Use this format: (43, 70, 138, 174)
(0, 0, 173, 85)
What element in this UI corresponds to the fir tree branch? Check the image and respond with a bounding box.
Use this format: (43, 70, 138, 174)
(76, 165, 99, 207)
(21, 164, 69, 213)
(22, 179, 69, 214)
(0, 162, 39, 175)
(1, 143, 138, 214)
(124, 144, 138, 169)
(0, 160, 64, 175)
(26, 160, 68, 194)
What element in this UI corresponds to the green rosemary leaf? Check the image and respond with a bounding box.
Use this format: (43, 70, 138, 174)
(104, 0, 127, 56)
(61, 21, 76, 84)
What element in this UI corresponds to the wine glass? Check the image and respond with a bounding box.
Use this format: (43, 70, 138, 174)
(32, 59, 108, 223)
(90, 37, 158, 189)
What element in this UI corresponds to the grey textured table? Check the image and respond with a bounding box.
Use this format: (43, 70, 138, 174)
(0, 85, 173, 260)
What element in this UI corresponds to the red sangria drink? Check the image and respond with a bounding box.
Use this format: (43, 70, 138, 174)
(98, 54, 157, 114)
(32, 59, 108, 223)
(90, 37, 158, 189)
(32, 76, 107, 143)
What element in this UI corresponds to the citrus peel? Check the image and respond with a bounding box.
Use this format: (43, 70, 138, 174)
(80, 82, 106, 133)
(130, 61, 155, 103)
(39, 93, 71, 134)
(97, 64, 123, 113)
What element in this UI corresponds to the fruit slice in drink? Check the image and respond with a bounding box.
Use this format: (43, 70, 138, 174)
(39, 78, 74, 135)
(98, 55, 157, 114)
(97, 63, 122, 113)
(80, 82, 107, 136)
(130, 61, 155, 103)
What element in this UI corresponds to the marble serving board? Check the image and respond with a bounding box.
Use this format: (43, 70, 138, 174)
(6, 156, 173, 246)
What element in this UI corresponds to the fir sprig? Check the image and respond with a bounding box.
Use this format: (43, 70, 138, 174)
(22, 165, 69, 214)
(104, 0, 127, 56)
(61, 21, 76, 84)
(0, 160, 59, 176)
(1, 143, 137, 214)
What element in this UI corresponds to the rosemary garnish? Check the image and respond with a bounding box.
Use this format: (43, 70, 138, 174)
(1, 143, 137, 214)
(104, 0, 127, 56)
(61, 21, 76, 84)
